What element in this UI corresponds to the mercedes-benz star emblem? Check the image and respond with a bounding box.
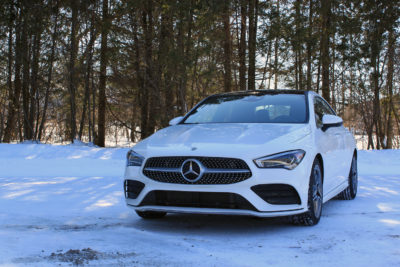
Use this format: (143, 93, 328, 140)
(181, 159, 204, 182)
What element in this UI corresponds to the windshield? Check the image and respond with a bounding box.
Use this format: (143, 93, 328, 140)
(182, 93, 308, 124)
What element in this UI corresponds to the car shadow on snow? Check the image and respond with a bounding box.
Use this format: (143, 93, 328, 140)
(130, 213, 297, 236)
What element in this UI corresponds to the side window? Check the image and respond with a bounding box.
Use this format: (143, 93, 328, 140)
(320, 100, 335, 116)
(314, 97, 335, 128)
(314, 98, 324, 128)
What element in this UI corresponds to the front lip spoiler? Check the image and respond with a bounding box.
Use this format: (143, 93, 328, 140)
(128, 204, 305, 218)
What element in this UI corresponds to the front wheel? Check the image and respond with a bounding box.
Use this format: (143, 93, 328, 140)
(337, 154, 357, 200)
(292, 158, 323, 226)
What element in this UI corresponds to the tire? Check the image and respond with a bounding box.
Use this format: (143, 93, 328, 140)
(292, 158, 323, 226)
(337, 154, 357, 200)
(135, 210, 167, 219)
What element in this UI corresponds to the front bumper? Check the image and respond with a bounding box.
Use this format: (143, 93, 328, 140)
(130, 205, 306, 217)
(124, 156, 312, 217)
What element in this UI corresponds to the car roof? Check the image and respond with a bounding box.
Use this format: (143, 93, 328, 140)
(211, 89, 310, 97)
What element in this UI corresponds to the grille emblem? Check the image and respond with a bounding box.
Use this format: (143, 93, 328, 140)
(181, 159, 204, 182)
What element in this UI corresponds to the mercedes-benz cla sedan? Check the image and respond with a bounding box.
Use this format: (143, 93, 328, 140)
(124, 90, 357, 225)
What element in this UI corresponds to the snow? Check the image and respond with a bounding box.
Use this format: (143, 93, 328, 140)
(0, 143, 399, 266)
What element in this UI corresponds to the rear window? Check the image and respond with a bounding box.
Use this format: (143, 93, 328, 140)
(183, 93, 307, 124)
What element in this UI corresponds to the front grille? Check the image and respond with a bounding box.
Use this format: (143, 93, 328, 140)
(139, 190, 257, 211)
(251, 184, 301, 205)
(143, 156, 252, 184)
(144, 157, 249, 169)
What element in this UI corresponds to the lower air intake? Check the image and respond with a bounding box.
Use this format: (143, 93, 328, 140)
(251, 184, 301, 205)
(139, 190, 257, 211)
(124, 180, 145, 199)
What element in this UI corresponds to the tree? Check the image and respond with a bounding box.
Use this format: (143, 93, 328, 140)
(67, 0, 79, 143)
(96, 0, 109, 147)
(320, 0, 332, 102)
(239, 0, 247, 91)
(2, 0, 20, 143)
(223, 0, 232, 92)
(0, 0, 399, 149)
(247, 0, 258, 91)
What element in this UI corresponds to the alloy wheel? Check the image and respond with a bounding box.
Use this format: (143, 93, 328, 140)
(312, 164, 323, 219)
(351, 157, 358, 196)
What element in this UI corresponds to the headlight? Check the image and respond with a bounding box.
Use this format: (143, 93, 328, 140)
(253, 150, 305, 170)
(126, 150, 144, 167)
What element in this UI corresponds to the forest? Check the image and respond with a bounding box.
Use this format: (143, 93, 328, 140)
(0, 0, 399, 148)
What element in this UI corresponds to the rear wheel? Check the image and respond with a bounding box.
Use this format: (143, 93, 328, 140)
(136, 210, 167, 219)
(292, 158, 323, 226)
(337, 155, 357, 200)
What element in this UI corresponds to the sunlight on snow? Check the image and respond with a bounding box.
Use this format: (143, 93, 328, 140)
(1, 177, 79, 200)
(100, 183, 116, 189)
(52, 188, 72, 195)
(81, 195, 98, 204)
(1, 177, 78, 190)
(86, 176, 104, 180)
(68, 155, 83, 159)
(377, 203, 399, 212)
(22, 194, 45, 201)
(373, 187, 398, 195)
(359, 185, 399, 197)
(2, 189, 34, 199)
(100, 150, 113, 160)
(84, 191, 123, 211)
(379, 219, 400, 226)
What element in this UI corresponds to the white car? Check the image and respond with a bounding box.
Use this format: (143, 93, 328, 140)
(124, 90, 357, 225)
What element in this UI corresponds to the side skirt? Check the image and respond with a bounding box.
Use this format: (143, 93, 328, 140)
(323, 181, 348, 203)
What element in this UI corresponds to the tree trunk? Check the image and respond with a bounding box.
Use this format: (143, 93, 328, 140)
(316, 42, 321, 94)
(21, 7, 31, 140)
(371, 19, 383, 149)
(330, 40, 336, 110)
(91, 61, 96, 142)
(29, 22, 42, 140)
(294, 50, 299, 90)
(247, 0, 257, 91)
(239, 0, 247, 91)
(176, 3, 189, 114)
(306, 0, 313, 91)
(223, 0, 232, 92)
(68, 0, 78, 143)
(3, 0, 19, 143)
(130, 11, 145, 140)
(260, 40, 271, 89)
(384, 28, 395, 149)
(321, 0, 331, 102)
(96, 0, 109, 147)
(144, 0, 157, 137)
(139, 9, 150, 139)
(295, 0, 304, 90)
(130, 11, 143, 141)
(79, 6, 96, 140)
(273, 0, 280, 90)
(38, 0, 59, 141)
(159, 5, 174, 127)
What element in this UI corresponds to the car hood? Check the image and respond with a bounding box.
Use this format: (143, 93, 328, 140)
(134, 123, 312, 159)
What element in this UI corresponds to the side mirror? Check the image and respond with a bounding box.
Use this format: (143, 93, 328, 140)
(322, 114, 343, 131)
(169, 116, 184, 126)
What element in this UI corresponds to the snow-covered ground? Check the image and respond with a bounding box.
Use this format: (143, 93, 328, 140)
(0, 144, 399, 266)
